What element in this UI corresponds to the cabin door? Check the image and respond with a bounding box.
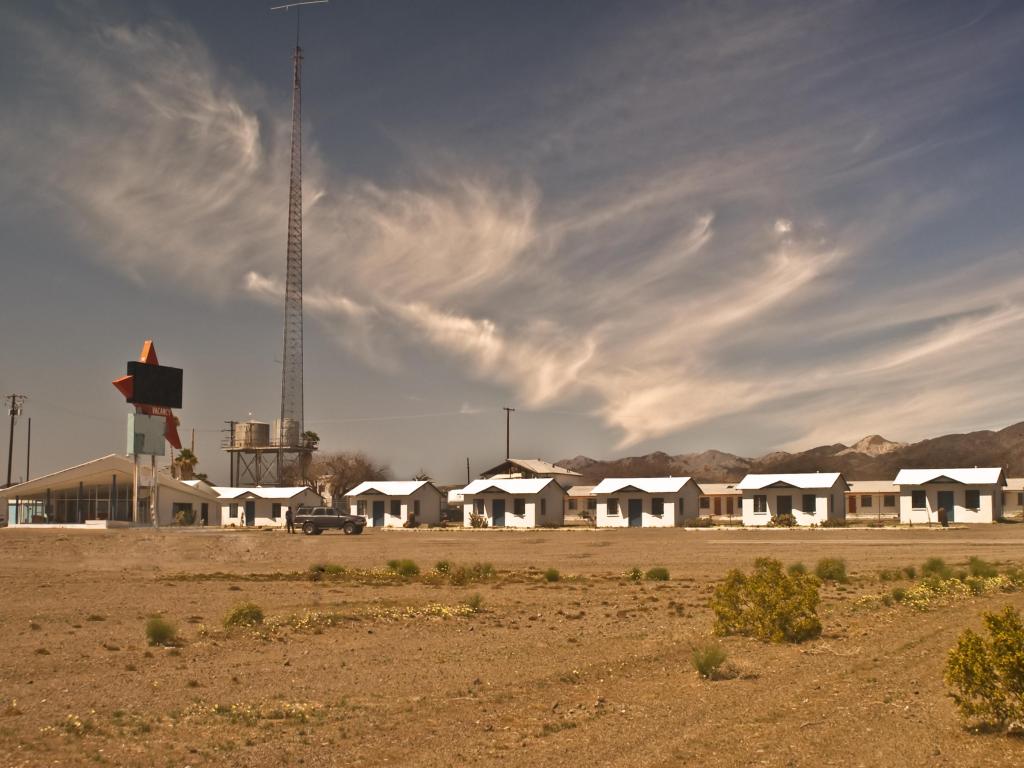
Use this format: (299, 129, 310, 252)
(714, 497, 721, 515)
(628, 498, 643, 527)
(492, 499, 506, 527)
(372, 501, 385, 527)
(244, 501, 256, 527)
(848, 496, 856, 515)
(777, 496, 793, 518)
(937, 491, 955, 523)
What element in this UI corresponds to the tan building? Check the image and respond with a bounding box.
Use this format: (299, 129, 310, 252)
(845, 480, 900, 519)
(1003, 478, 1024, 516)
(698, 483, 742, 518)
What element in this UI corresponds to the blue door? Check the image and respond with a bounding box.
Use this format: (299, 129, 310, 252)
(937, 490, 955, 523)
(628, 498, 643, 527)
(244, 501, 256, 527)
(492, 499, 506, 527)
(372, 500, 385, 527)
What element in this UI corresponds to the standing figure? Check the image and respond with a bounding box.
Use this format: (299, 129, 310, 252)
(285, 506, 295, 534)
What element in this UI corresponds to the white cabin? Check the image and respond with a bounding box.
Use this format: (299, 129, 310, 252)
(214, 486, 322, 528)
(592, 477, 702, 527)
(894, 468, 1006, 524)
(345, 480, 443, 527)
(735, 473, 848, 527)
(459, 478, 566, 528)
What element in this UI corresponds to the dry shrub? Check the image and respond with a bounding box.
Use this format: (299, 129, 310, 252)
(223, 603, 264, 629)
(145, 618, 178, 647)
(712, 557, 822, 643)
(815, 558, 848, 583)
(691, 642, 729, 679)
(543, 568, 561, 583)
(645, 567, 670, 582)
(387, 559, 420, 577)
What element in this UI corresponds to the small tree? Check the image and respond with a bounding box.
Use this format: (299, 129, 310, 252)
(711, 557, 822, 643)
(945, 606, 1024, 730)
(174, 449, 199, 481)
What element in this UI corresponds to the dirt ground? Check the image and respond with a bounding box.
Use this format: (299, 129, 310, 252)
(2, 525, 1023, 767)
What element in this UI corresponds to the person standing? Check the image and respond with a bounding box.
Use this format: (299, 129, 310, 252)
(285, 506, 295, 534)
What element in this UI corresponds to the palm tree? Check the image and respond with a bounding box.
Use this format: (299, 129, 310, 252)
(174, 448, 199, 481)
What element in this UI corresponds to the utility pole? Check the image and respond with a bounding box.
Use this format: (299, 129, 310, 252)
(4, 394, 27, 488)
(502, 406, 515, 461)
(466, 457, 470, 484)
(25, 417, 31, 482)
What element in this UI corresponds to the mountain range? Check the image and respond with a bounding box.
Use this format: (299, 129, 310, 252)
(559, 422, 1024, 484)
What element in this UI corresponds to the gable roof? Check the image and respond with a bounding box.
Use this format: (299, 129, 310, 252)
(592, 477, 701, 495)
(698, 483, 740, 496)
(0, 453, 219, 500)
(567, 485, 595, 497)
(735, 472, 848, 491)
(847, 480, 900, 494)
(479, 458, 582, 478)
(345, 480, 440, 497)
(1005, 477, 1024, 492)
(212, 486, 319, 501)
(460, 477, 565, 496)
(894, 468, 1005, 486)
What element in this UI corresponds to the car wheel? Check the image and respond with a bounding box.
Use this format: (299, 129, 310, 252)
(343, 522, 356, 535)
(302, 522, 316, 535)
(353, 526, 364, 535)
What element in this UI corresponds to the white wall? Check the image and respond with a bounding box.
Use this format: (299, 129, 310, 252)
(741, 483, 845, 527)
(595, 485, 700, 528)
(462, 485, 564, 528)
(220, 490, 320, 527)
(349, 486, 442, 527)
(898, 484, 1001, 524)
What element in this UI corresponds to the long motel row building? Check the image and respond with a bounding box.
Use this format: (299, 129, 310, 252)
(1, 455, 1022, 529)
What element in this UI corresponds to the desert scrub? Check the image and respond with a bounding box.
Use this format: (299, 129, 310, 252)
(712, 557, 822, 643)
(815, 558, 848, 583)
(434, 560, 451, 575)
(645, 567, 670, 582)
(922, 557, 953, 580)
(463, 593, 484, 613)
(787, 562, 807, 576)
(543, 568, 561, 583)
(387, 559, 420, 577)
(968, 557, 999, 579)
(224, 603, 264, 629)
(624, 566, 643, 582)
(145, 617, 178, 647)
(945, 606, 1024, 731)
(770, 513, 795, 528)
(448, 562, 496, 585)
(308, 563, 346, 579)
(691, 642, 729, 680)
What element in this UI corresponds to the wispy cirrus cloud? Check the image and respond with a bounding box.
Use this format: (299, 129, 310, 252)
(4, 1, 1024, 458)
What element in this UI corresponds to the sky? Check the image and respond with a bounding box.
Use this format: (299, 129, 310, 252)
(2, 0, 1024, 485)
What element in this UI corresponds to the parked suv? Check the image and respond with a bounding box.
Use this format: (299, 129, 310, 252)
(293, 506, 366, 536)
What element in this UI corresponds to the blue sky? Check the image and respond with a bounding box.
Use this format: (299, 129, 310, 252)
(2, 0, 1024, 484)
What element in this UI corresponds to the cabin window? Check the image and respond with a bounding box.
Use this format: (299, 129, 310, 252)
(912, 490, 926, 509)
(540, 498, 547, 516)
(413, 500, 420, 516)
(474, 499, 485, 515)
(753, 495, 768, 514)
(229, 504, 238, 519)
(568, 499, 577, 510)
(1018, 493, 1024, 506)
(678, 498, 685, 516)
(699, 496, 710, 509)
(965, 490, 980, 510)
(860, 495, 872, 507)
(514, 498, 526, 516)
(271, 503, 282, 519)
(802, 495, 816, 514)
(883, 495, 896, 507)
(652, 497, 664, 516)
(390, 500, 401, 517)
(356, 500, 366, 516)
(607, 498, 619, 515)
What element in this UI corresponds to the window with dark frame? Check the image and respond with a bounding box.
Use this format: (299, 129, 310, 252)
(356, 500, 366, 516)
(608, 498, 619, 515)
(753, 495, 768, 514)
(652, 497, 664, 516)
(860, 495, 872, 507)
(514, 498, 526, 516)
(912, 490, 926, 509)
(390, 499, 401, 517)
(965, 489, 980, 510)
(541, 498, 547, 516)
(229, 503, 238, 518)
(474, 499, 485, 515)
(1018, 492, 1023, 506)
(271, 503, 281, 519)
(699, 496, 710, 509)
(802, 494, 816, 514)
(883, 495, 896, 507)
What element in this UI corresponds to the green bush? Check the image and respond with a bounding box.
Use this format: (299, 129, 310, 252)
(890, 586, 908, 603)
(434, 560, 451, 575)
(879, 568, 902, 582)
(770, 513, 796, 528)
(945, 606, 1024, 730)
(645, 567, 670, 582)
(815, 558, 848, 583)
(821, 517, 847, 528)
(449, 562, 496, 586)
(624, 566, 643, 582)
(543, 568, 561, 583)
(463, 593, 484, 613)
(903, 565, 917, 580)
(223, 603, 264, 629)
(711, 557, 822, 643)
(922, 557, 952, 580)
(787, 562, 807, 576)
(968, 557, 999, 579)
(145, 617, 178, 647)
(691, 642, 728, 680)
(387, 559, 420, 577)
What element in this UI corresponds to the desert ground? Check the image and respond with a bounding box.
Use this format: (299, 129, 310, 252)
(2, 525, 1023, 767)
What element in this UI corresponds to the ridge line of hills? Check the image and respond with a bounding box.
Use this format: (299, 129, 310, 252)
(559, 422, 1024, 485)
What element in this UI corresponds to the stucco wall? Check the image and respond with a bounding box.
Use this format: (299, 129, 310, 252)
(594, 484, 700, 528)
(898, 484, 1001, 524)
(462, 484, 565, 528)
(741, 483, 845, 527)
(349, 486, 442, 527)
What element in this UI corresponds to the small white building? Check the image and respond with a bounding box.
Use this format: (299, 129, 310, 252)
(893, 468, 1006, 525)
(1002, 478, 1024, 517)
(736, 472, 848, 527)
(592, 477, 703, 528)
(345, 480, 443, 527)
(460, 478, 566, 528)
(214, 486, 322, 528)
(845, 480, 900, 519)
(0, 453, 220, 527)
(697, 483, 742, 518)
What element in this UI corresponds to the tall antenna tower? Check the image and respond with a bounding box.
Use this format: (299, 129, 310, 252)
(272, 0, 327, 448)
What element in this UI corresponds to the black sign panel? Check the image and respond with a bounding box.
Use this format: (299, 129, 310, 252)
(126, 361, 183, 408)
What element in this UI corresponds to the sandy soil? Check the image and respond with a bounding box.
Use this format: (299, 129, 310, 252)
(2, 525, 1023, 767)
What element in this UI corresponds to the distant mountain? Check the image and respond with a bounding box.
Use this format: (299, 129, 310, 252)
(560, 421, 1024, 484)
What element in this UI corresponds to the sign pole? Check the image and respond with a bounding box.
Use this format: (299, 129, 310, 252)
(151, 454, 158, 527)
(132, 453, 140, 526)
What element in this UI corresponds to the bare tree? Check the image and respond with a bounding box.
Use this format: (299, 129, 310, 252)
(308, 451, 392, 502)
